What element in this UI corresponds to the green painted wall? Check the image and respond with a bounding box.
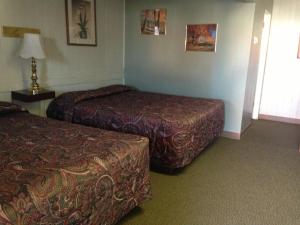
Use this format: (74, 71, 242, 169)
(125, 0, 255, 133)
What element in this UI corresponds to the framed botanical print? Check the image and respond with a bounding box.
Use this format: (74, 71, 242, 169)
(185, 24, 218, 52)
(141, 9, 167, 36)
(65, 0, 97, 46)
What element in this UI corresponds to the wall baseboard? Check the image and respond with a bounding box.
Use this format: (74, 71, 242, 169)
(222, 131, 241, 140)
(258, 114, 300, 125)
(241, 120, 252, 134)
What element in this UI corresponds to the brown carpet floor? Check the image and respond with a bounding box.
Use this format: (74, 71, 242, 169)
(118, 120, 300, 225)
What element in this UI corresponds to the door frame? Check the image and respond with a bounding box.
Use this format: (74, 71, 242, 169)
(252, 10, 272, 119)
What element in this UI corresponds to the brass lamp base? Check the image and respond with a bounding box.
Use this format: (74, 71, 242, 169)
(31, 87, 39, 95)
(31, 57, 40, 95)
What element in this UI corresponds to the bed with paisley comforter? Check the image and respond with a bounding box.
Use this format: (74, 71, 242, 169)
(0, 102, 151, 225)
(47, 85, 225, 170)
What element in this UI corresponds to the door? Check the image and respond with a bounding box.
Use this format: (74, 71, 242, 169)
(258, 0, 300, 122)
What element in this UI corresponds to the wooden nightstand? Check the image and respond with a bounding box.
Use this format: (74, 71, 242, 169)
(11, 89, 55, 117)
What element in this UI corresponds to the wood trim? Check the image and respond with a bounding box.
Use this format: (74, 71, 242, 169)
(222, 131, 241, 140)
(259, 114, 300, 125)
(2, 26, 40, 38)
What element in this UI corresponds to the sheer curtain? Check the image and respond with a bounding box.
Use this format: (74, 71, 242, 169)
(259, 0, 300, 120)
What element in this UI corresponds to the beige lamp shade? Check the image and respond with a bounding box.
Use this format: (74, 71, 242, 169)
(19, 33, 45, 59)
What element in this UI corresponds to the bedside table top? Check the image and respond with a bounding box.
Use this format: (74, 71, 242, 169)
(11, 89, 55, 102)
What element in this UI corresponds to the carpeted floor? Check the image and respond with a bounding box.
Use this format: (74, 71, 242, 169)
(118, 120, 300, 225)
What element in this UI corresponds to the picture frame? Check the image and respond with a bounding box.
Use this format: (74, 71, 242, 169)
(297, 35, 300, 59)
(141, 9, 167, 36)
(65, 0, 97, 46)
(185, 24, 218, 52)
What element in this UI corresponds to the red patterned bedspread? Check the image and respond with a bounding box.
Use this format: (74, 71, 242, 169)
(0, 102, 151, 225)
(47, 85, 225, 169)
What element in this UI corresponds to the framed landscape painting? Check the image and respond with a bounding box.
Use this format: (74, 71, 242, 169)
(298, 35, 300, 59)
(185, 24, 217, 52)
(65, 0, 97, 46)
(141, 9, 167, 35)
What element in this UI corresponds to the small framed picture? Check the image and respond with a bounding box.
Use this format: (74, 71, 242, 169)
(297, 35, 300, 59)
(65, 0, 97, 46)
(185, 24, 218, 52)
(141, 9, 167, 36)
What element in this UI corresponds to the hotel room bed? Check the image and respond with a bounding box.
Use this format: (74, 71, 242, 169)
(47, 85, 225, 170)
(0, 102, 151, 225)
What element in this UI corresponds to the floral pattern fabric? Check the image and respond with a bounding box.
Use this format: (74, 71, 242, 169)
(0, 106, 151, 225)
(47, 85, 225, 169)
(46, 85, 135, 122)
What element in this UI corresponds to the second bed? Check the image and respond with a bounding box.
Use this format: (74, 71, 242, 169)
(47, 85, 225, 170)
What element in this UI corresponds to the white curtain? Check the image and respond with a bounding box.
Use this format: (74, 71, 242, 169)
(259, 0, 300, 119)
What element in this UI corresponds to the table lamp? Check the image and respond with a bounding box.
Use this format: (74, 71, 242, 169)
(19, 33, 45, 95)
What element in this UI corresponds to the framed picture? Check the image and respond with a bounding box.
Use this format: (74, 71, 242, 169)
(65, 0, 97, 46)
(185, 24, 218, 52)
(141, 9, 167, 35)
(297, 35, 300, 59)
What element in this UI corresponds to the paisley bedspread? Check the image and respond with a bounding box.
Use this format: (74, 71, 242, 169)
(0, 105, 151, 225)
(47, 85, 225, 169)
